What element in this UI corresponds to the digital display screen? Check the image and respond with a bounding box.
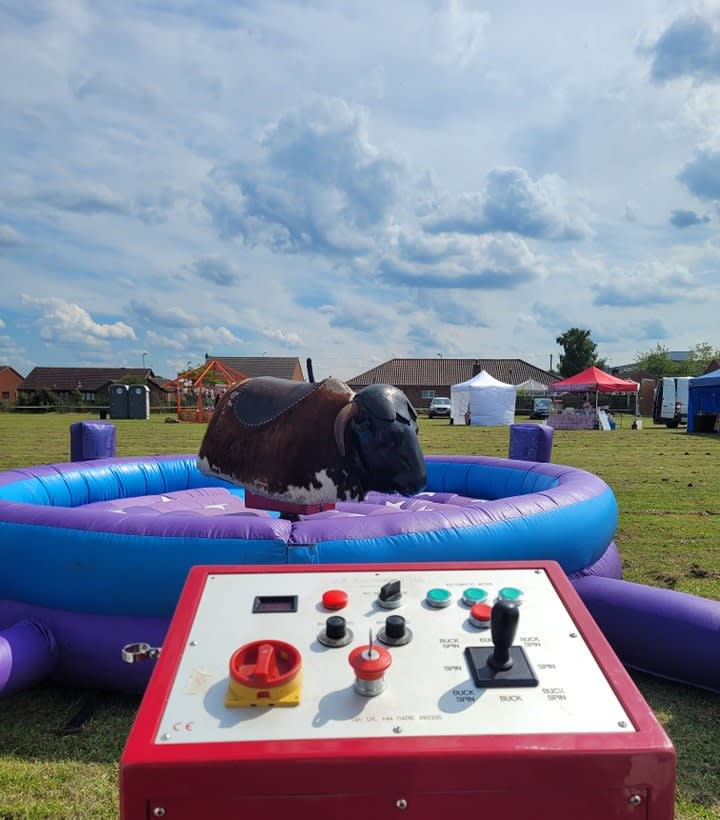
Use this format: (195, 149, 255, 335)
(252, 595, 298, 613)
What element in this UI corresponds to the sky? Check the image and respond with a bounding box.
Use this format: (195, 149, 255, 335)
(1, 0, 720, 382)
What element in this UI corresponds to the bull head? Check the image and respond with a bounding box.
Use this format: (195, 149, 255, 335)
(334, 384, 427, 496)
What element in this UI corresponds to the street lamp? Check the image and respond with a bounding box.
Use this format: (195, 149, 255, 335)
(142, 352, 148, 369)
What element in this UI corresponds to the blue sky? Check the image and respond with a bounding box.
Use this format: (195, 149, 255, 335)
(1, 0, 719, 381)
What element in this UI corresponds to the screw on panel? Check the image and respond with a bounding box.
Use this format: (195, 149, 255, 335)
(153, 809, 166, 817)
(189, 640, 198, 646)
(392, 726, 402, 734)
(396, 798, 408, 810)
(618, 720, 628, 728)
(629, 794, 642, 806)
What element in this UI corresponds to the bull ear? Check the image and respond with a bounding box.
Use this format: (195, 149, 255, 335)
(334, 401, 358, 457)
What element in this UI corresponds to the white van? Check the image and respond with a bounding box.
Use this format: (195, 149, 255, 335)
(652, 376, 691, 428)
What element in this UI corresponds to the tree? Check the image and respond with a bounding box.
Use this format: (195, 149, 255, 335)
(686, 342, 720, 375)
(633, 344, 679, 379)
(29, 389, 60, 407)
(634, 341, 720, 377)
(555, 328, 606, 377)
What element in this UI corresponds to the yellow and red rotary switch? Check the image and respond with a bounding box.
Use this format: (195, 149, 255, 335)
(225, 639, 302, 708)
(468, 602, 493, 629)
(348, 632, 392, 697)
(322, 588, 348, 610)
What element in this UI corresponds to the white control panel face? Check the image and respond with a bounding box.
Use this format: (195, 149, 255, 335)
(155, 568, 634, 745)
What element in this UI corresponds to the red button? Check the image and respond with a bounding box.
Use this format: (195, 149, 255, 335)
(470, 602, 492, 627)
(322, 589, 348, 610)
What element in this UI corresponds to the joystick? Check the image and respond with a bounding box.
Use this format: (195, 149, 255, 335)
(488, 599, 518, 670)
(464, 600, 538, 688)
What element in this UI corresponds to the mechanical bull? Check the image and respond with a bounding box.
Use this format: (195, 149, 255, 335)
(198, 376, 427, 505)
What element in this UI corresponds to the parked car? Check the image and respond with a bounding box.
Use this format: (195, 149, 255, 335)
(529, 397, 551, 419)
(428, 396, 451, 418)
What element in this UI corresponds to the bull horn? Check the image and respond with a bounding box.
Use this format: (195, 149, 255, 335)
(334, 401, 358, 457)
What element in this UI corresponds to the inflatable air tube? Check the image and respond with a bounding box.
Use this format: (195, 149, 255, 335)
(573, 575, 720, 694)
(0, 619, 58, 697)
(0, 600, 168, 696)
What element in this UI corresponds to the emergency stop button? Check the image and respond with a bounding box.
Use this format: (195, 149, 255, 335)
(225, 640, 302, 708)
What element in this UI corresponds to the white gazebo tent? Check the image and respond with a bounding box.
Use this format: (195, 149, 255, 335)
(516, 378, 549, 396)
(450, 370, 517, 426)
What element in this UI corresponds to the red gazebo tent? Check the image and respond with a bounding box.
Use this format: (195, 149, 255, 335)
(550, 366, 640, 417)
(550, 366, 639, 394)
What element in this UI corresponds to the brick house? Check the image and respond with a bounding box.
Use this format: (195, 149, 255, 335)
(17, 367, 170, 407)
(0, 365, 24, 404)
(346, 358, 557, 410)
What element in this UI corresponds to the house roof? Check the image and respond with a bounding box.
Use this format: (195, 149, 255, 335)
(346, 358, 557, 387)
(18, 367, 157, 392)
(208, 356, 303, 380)
(0, 365, 24, 380)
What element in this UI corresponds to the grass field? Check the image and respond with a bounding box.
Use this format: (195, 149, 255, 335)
(0, 411, 719, 818)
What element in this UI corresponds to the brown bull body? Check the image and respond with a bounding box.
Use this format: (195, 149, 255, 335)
(197, 376, 426, 505)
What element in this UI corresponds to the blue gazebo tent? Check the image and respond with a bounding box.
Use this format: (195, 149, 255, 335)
(687, 370, 720, 432)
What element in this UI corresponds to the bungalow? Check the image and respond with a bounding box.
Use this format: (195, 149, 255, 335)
(17, 367, 171, 407)
(346, 358, 557, 410)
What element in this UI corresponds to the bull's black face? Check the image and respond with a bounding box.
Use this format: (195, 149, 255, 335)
(349, 385, 427, 495)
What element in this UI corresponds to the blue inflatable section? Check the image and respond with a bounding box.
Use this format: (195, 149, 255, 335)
(0, 454, 617, 618)
(4, 452, 718, 698)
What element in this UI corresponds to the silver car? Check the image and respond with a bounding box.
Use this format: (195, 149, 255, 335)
(428, 397, 451, 418)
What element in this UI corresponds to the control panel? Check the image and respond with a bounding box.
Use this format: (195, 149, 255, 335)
(120, 561, 675, 819)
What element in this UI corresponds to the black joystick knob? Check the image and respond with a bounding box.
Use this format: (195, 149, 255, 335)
(378, 613, 412, 646)
(488, 600, 519, 671)
(318, 615, 353, 647)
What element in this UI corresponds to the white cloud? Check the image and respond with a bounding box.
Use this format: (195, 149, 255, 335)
(262, 327, 304, 347)
(380, 232, 545, 289)
(128, 300, 194, 329)
(0, 225, 26, 247)
(22, 296, 136, 346)
(204, 97, 404, 257)
(428, 0, 491, 68)
(423, 167, 593, 241)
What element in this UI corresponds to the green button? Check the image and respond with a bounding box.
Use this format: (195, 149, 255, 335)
(498, 586, 524, 604)
(426, 588, 452, 608)
(462, 587, 488, 606)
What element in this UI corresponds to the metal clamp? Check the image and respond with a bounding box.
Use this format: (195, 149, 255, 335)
(121, 642, 162, 663)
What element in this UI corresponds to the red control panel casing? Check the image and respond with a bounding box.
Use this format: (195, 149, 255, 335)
(120, 561, 675, 819)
